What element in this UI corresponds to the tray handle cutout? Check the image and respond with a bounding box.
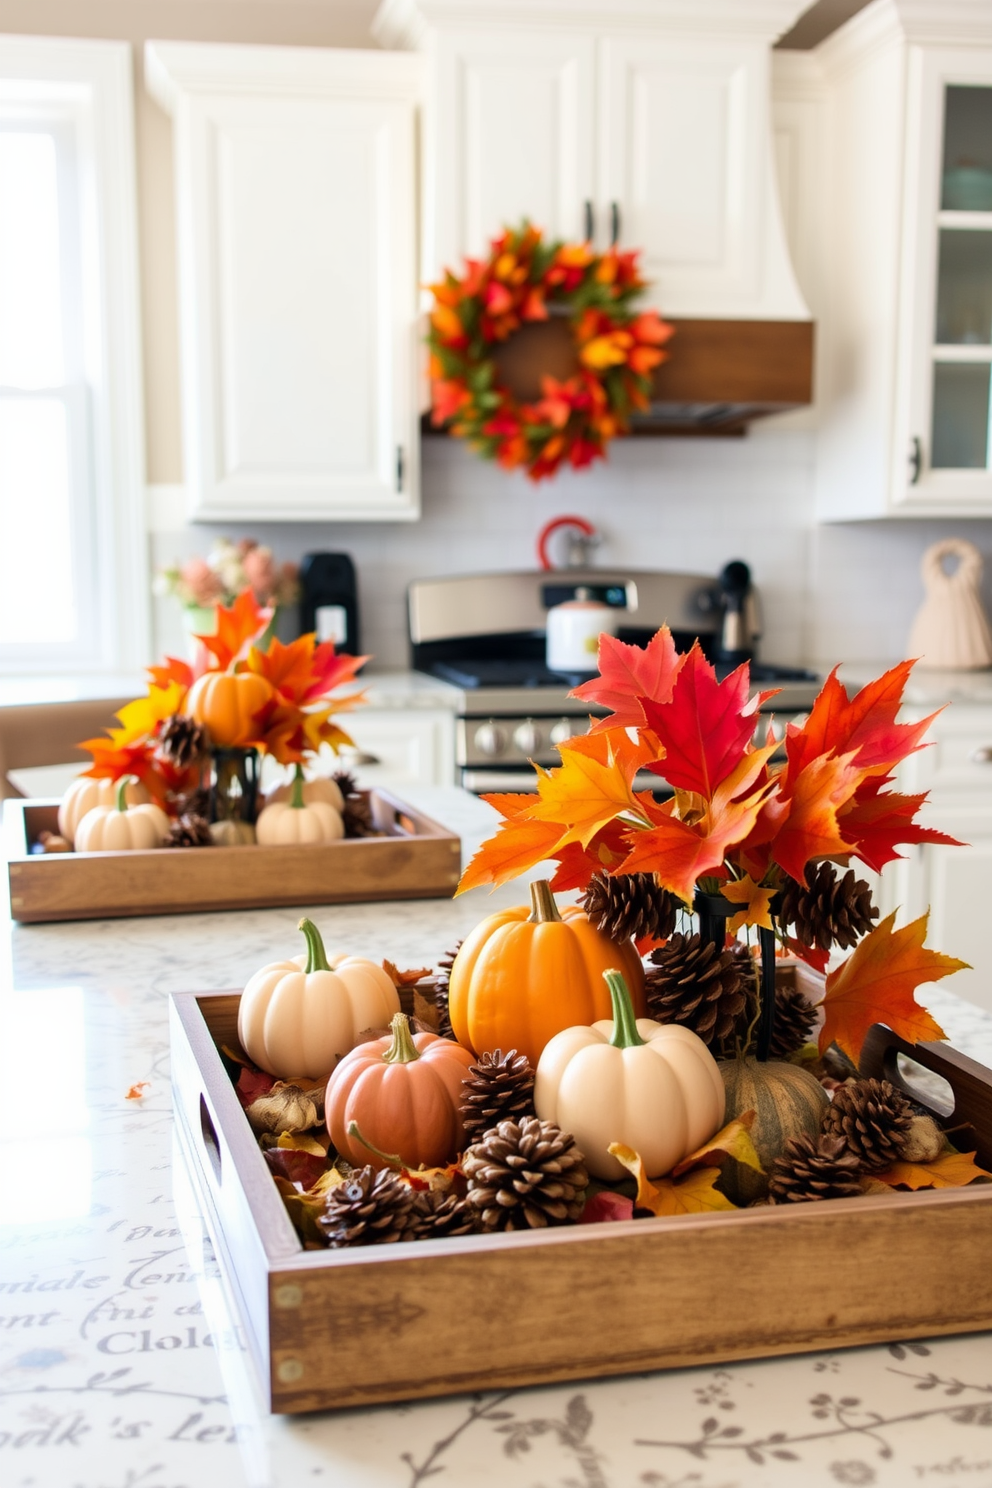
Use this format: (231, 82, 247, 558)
(199, 1094, 223, 1185)
(859, 1024, 992, 1167)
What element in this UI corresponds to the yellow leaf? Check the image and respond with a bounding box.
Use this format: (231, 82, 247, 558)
(649, 1168, 738, 1216)
(671, 1113, 763, 1178)
(526, 744, 641, 850)
(110, 681, 187, 747)
(875, 1150, 992, 1191)
(607, 1143, 738, 1215)
(276, 1132, 326, 1157)
(721, 875, 776, 934)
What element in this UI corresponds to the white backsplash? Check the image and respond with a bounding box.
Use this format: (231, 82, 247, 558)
(149, 427, 992, 674)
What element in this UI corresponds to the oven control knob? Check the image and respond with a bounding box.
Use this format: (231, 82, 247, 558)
(474, 721, 507, 757)
(550, 718, 576, 747)
(513, 720, 541, 755)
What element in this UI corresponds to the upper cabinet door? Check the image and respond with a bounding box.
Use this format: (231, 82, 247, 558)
(147, 45, 421, 522)
(598, 36, 767, 316)
(896, 47, 992, 513)
(428, 31, 595, 277)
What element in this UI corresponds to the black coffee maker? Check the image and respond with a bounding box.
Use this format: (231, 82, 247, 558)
(299, 553, 361, 655)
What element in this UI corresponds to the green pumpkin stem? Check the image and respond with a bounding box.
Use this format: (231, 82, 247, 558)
(115, 776, 135, 813)
(382, 1011, 421, 1065)
(528, 879, 563, 924)
(605, 968, 646, 1049)
(346, 1120, 404, 1170)
(290, 765, 306, 810)
(297, 916, 331, 974)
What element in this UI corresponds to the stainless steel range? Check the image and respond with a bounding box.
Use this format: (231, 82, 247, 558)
(408, 568, 822, 793)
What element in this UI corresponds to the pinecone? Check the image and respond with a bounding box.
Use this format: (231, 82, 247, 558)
(165, 813, 213, 848)
(460, 1049, 536, 1142)
(646, 933, 750, 1047)
(462, 1117, 588, 1231)
(580, 871, 678, 944)
(415, 1189, 476, 1238)
(332, 768, 359, 798)
(342, 793, 378, 838)
(768, 1132, 864, 1204)
(317, 1166, 423, 1247)
(160, 713, 210, 769)
(821, 1078, 914, 1171)
(778, 864, 879, 952)
(173, 786, 210, 820)
(768, 980, 820, 1059)
(433, 942, 461, 1040)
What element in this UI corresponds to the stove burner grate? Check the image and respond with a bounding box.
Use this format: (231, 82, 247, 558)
(431, 658, 596, 690)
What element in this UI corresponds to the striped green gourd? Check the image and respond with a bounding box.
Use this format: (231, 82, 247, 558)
(719, 1057, 829, 1205)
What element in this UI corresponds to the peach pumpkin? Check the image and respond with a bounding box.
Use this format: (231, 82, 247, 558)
(185, 670, 273, 748)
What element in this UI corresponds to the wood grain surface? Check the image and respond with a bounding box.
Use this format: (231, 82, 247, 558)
(6, 792, 461, 922)
(170, 988, 992, 1414)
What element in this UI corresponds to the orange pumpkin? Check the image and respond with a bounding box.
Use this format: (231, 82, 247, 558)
(448, 879, 646, 1066)
(185, 670, 274, 747)
(326, 1013, 475, 1171)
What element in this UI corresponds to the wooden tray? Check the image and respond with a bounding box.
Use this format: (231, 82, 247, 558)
(170, 982, 992, 1414)
(5, 792, 460, 922)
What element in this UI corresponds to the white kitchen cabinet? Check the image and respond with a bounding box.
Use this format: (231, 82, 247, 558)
(145, 43, 421, 522)
(777, 2, 992, 519)
(328, 708, 456, 790)
(881, 702, 992, 1014)
(377, 0, 809, 320)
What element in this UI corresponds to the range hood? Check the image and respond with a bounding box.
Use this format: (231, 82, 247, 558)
(378, 0, 815, 433)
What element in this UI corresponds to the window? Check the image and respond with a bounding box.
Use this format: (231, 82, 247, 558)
(0, 39, 147, 674)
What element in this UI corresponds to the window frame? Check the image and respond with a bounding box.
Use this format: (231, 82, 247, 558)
(0, 37, 148, 674)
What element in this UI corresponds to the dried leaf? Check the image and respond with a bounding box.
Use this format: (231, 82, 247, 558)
(412, 988, 441, 1033)
(382, 959, 433, 988)
(818, 911, 960, 1063)
(578, 1191, 635, 1224)
(263, 1146, 327, 1190)
(671, 1113, 762, 1178)
(276, 1131, 328, 1157)
(235, 1066, 275, 1109)
(874, 1151, 992, 1191)
(608, 1143, 737, 1215)
(125, 1082, 149, 1101)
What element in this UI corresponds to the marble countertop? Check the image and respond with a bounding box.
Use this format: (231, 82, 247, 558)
(2, 784, 992, 1488)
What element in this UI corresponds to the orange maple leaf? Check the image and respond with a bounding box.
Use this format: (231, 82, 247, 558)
(784, 662, 940, 786)
(525, 742, 642, 850)
(457, 810, 565, 894)
(818, 911, 962, 1062)
(248, 634, 368, 706)
(197, 591, 274, 671)
(874, 1150, 992, 1190)
(147, 656, 195, 691)
(770, 751, 866, 884)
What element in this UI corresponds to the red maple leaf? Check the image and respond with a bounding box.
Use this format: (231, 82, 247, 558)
(838, 781, 965, 873)
(784, 663, 940, 786)
(570, 626, 684, 731)
(641, 643, 775, 798)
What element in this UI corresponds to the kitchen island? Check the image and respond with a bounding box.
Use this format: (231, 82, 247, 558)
(2, 786, 992, 1488)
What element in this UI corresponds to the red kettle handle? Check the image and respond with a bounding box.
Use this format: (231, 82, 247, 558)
(536, 515, 597, 571)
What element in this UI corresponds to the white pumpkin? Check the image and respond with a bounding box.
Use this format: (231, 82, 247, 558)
(74, 780, 170, 852)
(255, 789, 344, 845)
(264, 769, 344, 813)
(58, 776, 150, 846)
(238, 916, 400, 1077)
(534, 968, 726, 1181)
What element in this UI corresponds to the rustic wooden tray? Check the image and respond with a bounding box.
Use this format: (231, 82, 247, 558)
(5, 792, 461, 922)
(170, 981, 992, 1415)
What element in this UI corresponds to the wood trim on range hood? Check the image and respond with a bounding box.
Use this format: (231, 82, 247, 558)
(422, 317, 814, 439)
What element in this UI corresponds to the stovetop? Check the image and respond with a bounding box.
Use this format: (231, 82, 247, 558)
(422, 657, 823, 716)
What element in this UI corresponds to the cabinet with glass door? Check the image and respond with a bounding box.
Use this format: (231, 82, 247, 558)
(898, 51, 992, 513)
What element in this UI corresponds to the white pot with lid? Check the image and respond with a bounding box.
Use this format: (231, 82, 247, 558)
(546, 588, 622, 674)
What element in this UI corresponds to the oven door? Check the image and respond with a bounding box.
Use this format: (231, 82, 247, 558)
(461, 767, 670, 796)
